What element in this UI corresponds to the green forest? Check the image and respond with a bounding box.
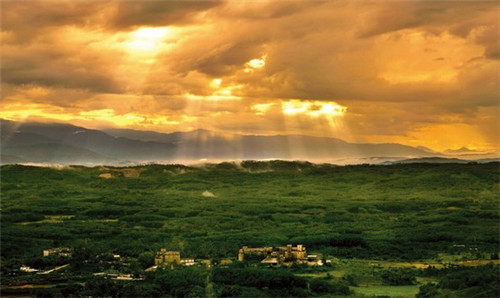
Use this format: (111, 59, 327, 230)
(1, 161, 499, 297)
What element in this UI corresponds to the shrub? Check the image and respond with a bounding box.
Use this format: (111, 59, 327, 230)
(379, 268, 416, 285)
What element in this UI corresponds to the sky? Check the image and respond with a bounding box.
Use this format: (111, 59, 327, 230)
(1, 0, 499, 153)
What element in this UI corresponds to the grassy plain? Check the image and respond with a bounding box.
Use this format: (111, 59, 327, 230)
(1, 161, 499, 297)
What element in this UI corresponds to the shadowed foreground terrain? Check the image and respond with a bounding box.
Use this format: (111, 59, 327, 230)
(1, 161, 499, 297)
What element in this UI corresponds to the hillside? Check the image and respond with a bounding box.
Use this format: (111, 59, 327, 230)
(1, 162, 499, 297)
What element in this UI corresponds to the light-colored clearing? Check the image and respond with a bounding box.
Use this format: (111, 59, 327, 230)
(351, 285, 419, 297)
(19, 215, 74, 225)
(455, 259, 500, 266)
(202, 190, 216, 197)
(99, 173, 113, 179)
(116, 168, 141, 178)
(99, 168, 142, 178)
(296, 270, 344, 279)
(95, 219, 119, 223)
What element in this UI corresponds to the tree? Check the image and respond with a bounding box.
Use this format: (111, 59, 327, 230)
(138, 251, 155, 269)
(417, 283, 439, 298)
(379, 268, 416, 285)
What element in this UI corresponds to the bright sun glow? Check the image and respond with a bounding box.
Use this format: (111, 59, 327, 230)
(282, 100, 346, 117)
(210, 78, 223, 88)
(247, 58, 265, 68)
(245, 55, 266, 72)
(125, 27, 170, 52)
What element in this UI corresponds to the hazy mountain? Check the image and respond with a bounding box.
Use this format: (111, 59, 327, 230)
(1, 119, 444, 165)
(103, 127, 440, 159)
(2, 143, 113, 164)
(381, 157, 500, 165)
(103, 128, 238, 145)
(416, 146, 438, 154)
(1, 120, 176, 163)
(0, 154, 27, 164)
(444, 147, 478, 154)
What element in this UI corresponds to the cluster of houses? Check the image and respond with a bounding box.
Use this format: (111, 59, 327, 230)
(238, 244, 323, 266)
(18, 244, 322, 276)
(152, 243, 322, 268)
(93, 272, 144, 281)
(43, 247, 72, 257)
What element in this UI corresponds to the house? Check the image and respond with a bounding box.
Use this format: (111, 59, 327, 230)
(43, 247, 72, 257)
(155, 249, 181, 265)
(238, 244, 309, 264)
(307, 255, 323, 266)
(155, 249, 196, 267)
(238, 246, 273, 261)
(180, 258, 196, 266)
(20, 265, 39, 273)
(277, 244, 307, 261)
(261, 257, 279, 266)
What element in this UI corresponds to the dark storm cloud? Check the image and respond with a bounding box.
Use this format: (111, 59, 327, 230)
(1, 32, 122, 93)
(1, 0, 221, 42)
(357, 2, 495, 37)
(108, 1, 221, 30)
(1, 55, 120, 93)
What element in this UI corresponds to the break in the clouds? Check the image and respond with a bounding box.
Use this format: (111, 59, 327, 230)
(1, 0, 499, 153)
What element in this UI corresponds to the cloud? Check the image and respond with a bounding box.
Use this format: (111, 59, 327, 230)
(1, 26, 123, 92)
(0, 1, 221, 40)
(1, 0, 498, 152)
(108, 1, 221, 30)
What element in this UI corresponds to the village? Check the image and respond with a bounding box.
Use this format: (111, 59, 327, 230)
(14, 244, 325, 281)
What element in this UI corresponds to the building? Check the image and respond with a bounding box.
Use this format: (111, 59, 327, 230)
(155, 249, 181, 265)
(155, 249, 196, 267)
(261, 257, 279, 266)
(180, 258, 196, 266)
(277, 244, 307, 261)
(238, 246, 273, 261)
(20, 265, 39, 273)
(306, 255, 323, 266)
(238, 244, 308, 264)
(43, 247, 72, 257)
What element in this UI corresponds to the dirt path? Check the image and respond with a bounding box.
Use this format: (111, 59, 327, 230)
(37, 264, 70, 275)
(205, 274, 216, 298)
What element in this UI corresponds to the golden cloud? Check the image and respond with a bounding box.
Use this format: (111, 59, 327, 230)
(1, 1, 498, 153)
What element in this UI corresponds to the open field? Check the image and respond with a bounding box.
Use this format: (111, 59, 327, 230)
(1, 161, 499, 297)
(351, 285, 419, 297)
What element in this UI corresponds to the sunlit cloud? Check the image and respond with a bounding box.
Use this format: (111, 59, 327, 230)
(124, 27, 171, 54)
(0, 103, 193, 128)
(251, 103, 275, 115)
(244, 55, 266, 72)
(210, 78, 223, 88)
(204, 78, 243, 100)
(184, 93, 241, 101)
(1, 1, 498, 153)
(282, 100, 347, 118)
(0, 103, 76, 122)
(376, 30, 484, 84)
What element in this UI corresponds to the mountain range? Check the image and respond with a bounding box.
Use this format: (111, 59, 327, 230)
(0, 119, 496, 165)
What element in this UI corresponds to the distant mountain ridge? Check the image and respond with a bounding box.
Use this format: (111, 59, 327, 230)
(0, 119, 476, 165)
(102, 126, 441, 160)
(381, 157, 500, 165)
(444, 147, 476, 154)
